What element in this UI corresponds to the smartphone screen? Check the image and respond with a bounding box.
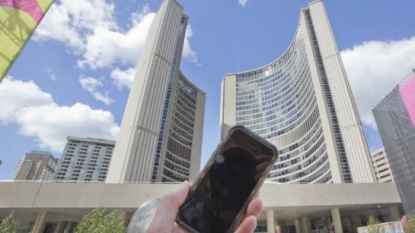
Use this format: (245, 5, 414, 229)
(177, 126, 278, 233)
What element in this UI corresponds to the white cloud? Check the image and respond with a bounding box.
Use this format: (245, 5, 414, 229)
(110, 67, 136, 89)
(77, 7, 155, 69)
(79, 76, 113, 105)
(341, 36, 415, 129)
(35, 1, 199, 71)
(238, 0, 249, 7)
(0, 77, 119, 152)
(183, 25, 200, 65)
(35, 0, 116, 53)
(0, 77, 52, 125)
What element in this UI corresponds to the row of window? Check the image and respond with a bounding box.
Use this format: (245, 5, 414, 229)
(178, 77, 197, 99)
(236, 37, 304, 82)
(234, 28, 333, 184)
(236, 57, 308, 98)
(305, 9, 352, 183)
(236, 36, 316, 141)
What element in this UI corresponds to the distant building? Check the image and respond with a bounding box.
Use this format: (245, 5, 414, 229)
(370, 148, 394, 183)
(54, 136, 115, 182)
(106, 0, 205, 184)
(13, 150, 58, 181)
(373, 72, 415, 214)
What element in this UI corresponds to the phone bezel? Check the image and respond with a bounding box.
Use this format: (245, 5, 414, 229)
(176, 125, 279, 233)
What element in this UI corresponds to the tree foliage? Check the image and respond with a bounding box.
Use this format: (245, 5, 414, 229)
(0, 212, 21, 233)
(74, 207, 127, 233)
(367, 215, 384, 233)
(404, 213, 415, 233)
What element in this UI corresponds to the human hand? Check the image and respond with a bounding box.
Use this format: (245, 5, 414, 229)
(146, 181, 263, 233)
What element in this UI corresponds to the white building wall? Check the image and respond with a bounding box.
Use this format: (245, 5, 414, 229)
(106, 0, 185, 183)
(371, 148, 394, 183)
(220, 75, 237, 140)
(55, 137, 115, 182)
(189, 90, 205, 181)
(299, 9, 343, 184)
(107, 0, 204, 183)
(0, 182, 402, 223)
(308, 1, 375, 183)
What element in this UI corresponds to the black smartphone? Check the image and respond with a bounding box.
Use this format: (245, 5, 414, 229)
(176, 125, 279, 233)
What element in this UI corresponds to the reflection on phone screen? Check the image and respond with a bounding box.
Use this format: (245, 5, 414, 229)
(178, 130, 274, 233)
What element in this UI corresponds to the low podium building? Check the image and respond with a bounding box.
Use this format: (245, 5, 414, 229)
(0, 182, 402, 233)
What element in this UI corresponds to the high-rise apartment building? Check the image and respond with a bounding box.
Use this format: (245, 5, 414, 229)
(13, 150, 58, 181)
(221, 0, 375, 184)
(373, 72, 415, 214)
(54, 136, 115, 182)
(370, 148, 394, 183)
(106, 0, 205, 183)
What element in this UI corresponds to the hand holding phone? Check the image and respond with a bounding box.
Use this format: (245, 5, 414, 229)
(176, 126, 279, 233)
(145, 182, 263, 233)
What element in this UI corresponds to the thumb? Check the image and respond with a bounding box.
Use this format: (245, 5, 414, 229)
(154, 181, 190, 221)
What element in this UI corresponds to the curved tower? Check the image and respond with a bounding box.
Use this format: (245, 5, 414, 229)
(221, 0, 374, 184)
(106, 0, 205, 183)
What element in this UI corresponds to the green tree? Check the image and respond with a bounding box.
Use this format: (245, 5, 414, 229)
(403, 213, 415, 233)
(74, 207, 127, 233)
(0, 212, 21, 233)
(367, 215, 384, 233)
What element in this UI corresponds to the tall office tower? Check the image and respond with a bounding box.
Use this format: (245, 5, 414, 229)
(13, 150, 58, 181)
(106, 0, 205, 183)
(373, 72, 415, 214)
(221, 0, 375, 184)
(370, 148, 394, 183)
(54, 136, 115, 182)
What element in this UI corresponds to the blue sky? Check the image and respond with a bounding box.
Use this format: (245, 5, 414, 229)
(1, 0, 415, 180)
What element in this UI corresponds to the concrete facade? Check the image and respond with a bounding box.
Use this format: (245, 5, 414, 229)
(13, 151, 58, 181)
(106, 0, 205, 184)
(370, 148, 394, 183)
(221, 0, 375, 184)
(54, 136, 115, 182)
(0, 182, 402, 233)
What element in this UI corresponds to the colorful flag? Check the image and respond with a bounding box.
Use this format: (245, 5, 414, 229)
(0, 0, 54, 82)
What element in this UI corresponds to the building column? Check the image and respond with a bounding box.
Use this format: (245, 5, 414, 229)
(32, 211, 47, 233)
(350, 215, 361, 233)
(300, 217, 310, 233)
(267, 210, 275, 233)
(389, 205, 400, 221)
(55, 221, 68, 233)
(295, 218, 301, 233)
(331, 208, 343, 233)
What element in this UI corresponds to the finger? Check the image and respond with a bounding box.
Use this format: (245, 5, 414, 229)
(153, 181, 190, 221)
(245, 198, 263, 218)
(235, 215, 257, 233)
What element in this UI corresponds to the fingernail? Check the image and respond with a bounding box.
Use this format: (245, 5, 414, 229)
(176, 181, 189, 193)
(177, 181, 189, 191)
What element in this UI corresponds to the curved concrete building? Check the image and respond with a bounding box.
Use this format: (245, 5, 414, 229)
(157, 72, 205, 183)
(221, 0, 374, 184)
(106, 0, 205, 183)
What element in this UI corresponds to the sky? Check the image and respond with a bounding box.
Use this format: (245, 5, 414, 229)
(1, 0, 415, 180)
